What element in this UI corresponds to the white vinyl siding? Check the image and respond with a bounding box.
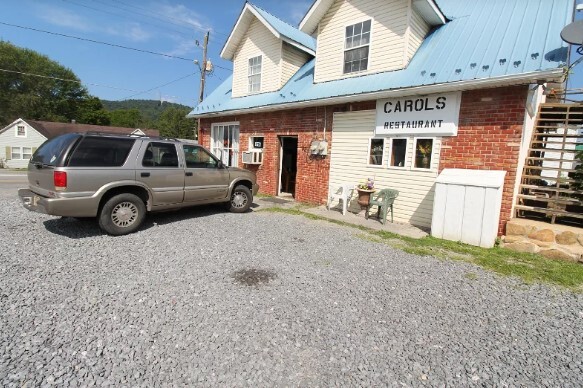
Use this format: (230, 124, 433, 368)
(0, 121, 47, 169)
(232, 18, 281, 98)
(328, 110, 441, 227)
(314, 0, 409, 83)
(407, 9, 430, 63)
(281, 42, 310, 87)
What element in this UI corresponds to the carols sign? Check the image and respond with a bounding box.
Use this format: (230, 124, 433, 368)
(375, 92, 461, 136)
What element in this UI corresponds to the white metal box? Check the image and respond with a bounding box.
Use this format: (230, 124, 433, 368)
(431, 169, 506, 248)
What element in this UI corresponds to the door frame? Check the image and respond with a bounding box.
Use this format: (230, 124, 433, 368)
(278, 136, 298, 196)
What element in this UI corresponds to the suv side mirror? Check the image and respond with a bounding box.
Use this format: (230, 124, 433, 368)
(217, 160, 225, 169)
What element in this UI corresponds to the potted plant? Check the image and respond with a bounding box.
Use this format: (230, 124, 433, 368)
(356, 177, 375, 207)
(415, 141, 432, 168)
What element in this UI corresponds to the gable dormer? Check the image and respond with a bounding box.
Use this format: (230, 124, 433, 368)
(299, 0, 445, 84)
(221, 3, 316, 98)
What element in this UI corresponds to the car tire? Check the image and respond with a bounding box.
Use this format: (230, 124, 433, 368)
(227, 185, 252, 213)
(98, 193, 146, 235)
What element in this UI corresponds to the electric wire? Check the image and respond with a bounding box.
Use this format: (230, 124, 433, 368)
(120, 72, 197, 100)
(0, 21, 196, 62)
(61, 0, 194, 38)
(0, 68, 141, 92)
(0, 21, 233, 71)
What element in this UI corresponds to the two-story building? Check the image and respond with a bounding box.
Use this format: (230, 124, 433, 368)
(188, 0, 574, 234)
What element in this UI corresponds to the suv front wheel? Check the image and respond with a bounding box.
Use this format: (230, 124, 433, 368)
(99, 193, 146, 235)
(227, 185, 252, 213)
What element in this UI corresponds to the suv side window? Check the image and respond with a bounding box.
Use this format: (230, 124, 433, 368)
(32, 133, 81, 166)
(68, 136, 135, 167)
(183, 145, 218, 169)
(142, 142, 179, 168)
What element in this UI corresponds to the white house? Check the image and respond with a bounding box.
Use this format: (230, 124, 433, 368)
(0, 118, 159, 169)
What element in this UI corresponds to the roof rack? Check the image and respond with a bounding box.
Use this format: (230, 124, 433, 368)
(82, 131, 179, 142)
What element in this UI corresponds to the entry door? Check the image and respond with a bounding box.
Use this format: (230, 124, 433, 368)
(211, 123, 239, 167)
(278, 137, 298, 196)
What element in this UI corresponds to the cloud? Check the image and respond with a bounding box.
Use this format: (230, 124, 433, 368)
(155, 3, 209, 31)
(37, 6, 92, 32)
(285, 0, 312, 25)
(163, 36, 199, 58)
(105, 23, 152, 42)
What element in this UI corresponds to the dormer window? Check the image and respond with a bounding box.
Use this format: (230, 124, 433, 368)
(344, 19, 371, 74)
(248, 55, 262, 93)
(16, 125, 26, 137)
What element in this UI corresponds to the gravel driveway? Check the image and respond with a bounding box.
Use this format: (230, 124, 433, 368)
(1, 192, 583, 387)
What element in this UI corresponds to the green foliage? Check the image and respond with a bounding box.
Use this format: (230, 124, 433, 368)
(108, 109, 146, 128)
(0, 40, 102, 126)
(101, 99, 192, 122)
(571, 150, 583, 193)
(77, 97, 110, 126)
(156, 107, 195, 139)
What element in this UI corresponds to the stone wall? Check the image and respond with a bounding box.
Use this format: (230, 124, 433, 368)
(503, 218, 583, 263)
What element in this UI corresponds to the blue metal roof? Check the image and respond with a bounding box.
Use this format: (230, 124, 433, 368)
(250, 3, 317, 52)
(190, 0, 573, 117)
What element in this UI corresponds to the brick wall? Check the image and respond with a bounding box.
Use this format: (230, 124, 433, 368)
(440, 85, 529, 235)
(200, 86, 528, 234)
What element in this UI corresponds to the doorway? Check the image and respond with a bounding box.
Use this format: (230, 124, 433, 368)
(279, 136, 298, 197)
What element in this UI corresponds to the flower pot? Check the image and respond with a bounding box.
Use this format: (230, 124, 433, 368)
(357, 188, 375, 208)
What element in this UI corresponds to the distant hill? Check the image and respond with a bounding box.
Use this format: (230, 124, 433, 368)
(101, 99, 193, 122)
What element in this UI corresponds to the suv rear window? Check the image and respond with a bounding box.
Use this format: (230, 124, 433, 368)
(68, 136, 136, 167)
(31, 133, 81, 166)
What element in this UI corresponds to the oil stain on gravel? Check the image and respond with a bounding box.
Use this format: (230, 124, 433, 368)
(232, 268, 276, 287)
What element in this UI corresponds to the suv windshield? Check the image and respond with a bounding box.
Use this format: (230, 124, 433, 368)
(31, 133, 81, 166)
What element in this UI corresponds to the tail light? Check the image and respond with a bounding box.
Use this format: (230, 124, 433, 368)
(54, 171, 67, 190)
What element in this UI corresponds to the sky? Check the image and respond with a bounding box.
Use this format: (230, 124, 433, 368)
(0, 0, 582, 108)
(0, 0, 313, 108)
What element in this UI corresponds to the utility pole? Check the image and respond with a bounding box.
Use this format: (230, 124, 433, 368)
(198, 31, 209, 103)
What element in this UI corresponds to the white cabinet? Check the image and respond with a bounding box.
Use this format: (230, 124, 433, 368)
(431, 169, 506, 248)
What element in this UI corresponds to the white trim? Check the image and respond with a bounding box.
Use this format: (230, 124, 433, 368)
(15, 124, 26, 138)
(342, 18, 373, 76)
(189, 69, 564, 118)
(411, 137, 435, 170)
(367, 137, 385, 166)
(211, 121, 240, 167)
(222, 3, 315, 60)
(247, 54, 263, 93)
(387, 137, 408, 169)
(248, 135, 265, 150)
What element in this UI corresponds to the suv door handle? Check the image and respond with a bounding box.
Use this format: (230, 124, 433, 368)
(185, 172, 193, 176)
(141, 172, 150, 177)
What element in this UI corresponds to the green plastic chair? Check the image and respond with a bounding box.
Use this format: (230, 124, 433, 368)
(365, 188, 399, 224)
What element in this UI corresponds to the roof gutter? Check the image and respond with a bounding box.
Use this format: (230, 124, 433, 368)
(188, 69, 564, 118)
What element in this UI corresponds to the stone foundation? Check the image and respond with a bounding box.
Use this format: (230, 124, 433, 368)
(502, 218, 583, 263)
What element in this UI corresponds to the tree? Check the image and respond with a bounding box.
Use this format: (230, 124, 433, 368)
(0, 41, 93, 125)
(108, 109, 145, 128)
(156, 107, 196, 139)
(77, 96, 111, 126)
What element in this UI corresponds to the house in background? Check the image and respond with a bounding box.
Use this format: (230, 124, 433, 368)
(0, 118, 159, 168)
(189, 0, 573, 235)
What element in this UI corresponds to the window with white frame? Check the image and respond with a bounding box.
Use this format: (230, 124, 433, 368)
(368, 138, 384, 165)
(248, 56, 262, 93)
(413, 138, 434, 169)
(344, 19, 371, 74)
(389, 138, 407, 168)
(16, 125, 26, 137)
(10, 146, 33, 160)
(211, 123, 240, 167)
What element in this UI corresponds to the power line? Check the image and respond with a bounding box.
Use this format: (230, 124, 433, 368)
(61, 0, 193, 38)
(121, 72, 197, 100)
(97, 0, 231, 38)
(0, 68, 142, 92)
(0, 21, 196, 62)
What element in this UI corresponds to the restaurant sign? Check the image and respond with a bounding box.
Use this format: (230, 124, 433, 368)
(375, 92, 461, 136)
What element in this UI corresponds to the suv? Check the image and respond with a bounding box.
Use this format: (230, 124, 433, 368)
(18, 133, 259, 235)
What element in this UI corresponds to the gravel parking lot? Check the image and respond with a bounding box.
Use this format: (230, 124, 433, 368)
(1, 183, 583, 386)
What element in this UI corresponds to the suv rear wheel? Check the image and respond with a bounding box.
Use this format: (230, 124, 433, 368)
(98, 193, 146, 235)
(228, 185, 252, 213)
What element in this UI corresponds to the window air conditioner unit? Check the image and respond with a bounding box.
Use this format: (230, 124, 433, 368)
(242, 150, 263, 165)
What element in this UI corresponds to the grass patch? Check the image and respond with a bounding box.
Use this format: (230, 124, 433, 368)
(259, 207, 583, 291)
